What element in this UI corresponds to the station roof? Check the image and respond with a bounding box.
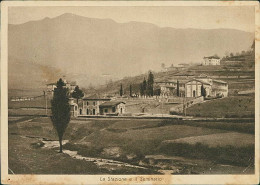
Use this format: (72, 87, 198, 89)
(99, 101, 125, 107)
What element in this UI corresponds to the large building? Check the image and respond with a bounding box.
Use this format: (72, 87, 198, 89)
(80, 94, 111, 115)
(202, 56, 221, 65)
(156, 75, 228, 98)
(77, 94, 126, 116)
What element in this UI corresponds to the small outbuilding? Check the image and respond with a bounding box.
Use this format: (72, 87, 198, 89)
(99, 101, 126, 115)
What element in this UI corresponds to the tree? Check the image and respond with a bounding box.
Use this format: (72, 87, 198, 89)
(51, 78, 71, 153)
(72, 86, 84, 104)
(176, 80, 180, 97)
(214, 54, 219, 58)
(120, 84, 123, 96)
(201, 84, 206, 97)
(147, 71, 154, 97)
(142, 78, 147, 96)
(129, 84, 132, 97)
(161, 63, 165, 69)
(139, 83, 144, 96)
(251, 40, 255, 50)
(224, 51, 229, 57)
(251, 40, 255, 54)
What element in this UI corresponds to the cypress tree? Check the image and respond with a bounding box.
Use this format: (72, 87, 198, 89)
(120, 84, 123, 96)
(130, 84, 132, 97)
(72, 85, 84, 104)
(51, 78, 71, 153)
(140, 83, 144, 96)
(147, 71, 154, 97)
(201, 84, 206, 97)
(143, 78, 147, 96)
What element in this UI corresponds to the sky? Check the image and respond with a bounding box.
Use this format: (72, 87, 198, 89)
(8, 6, 255, 32)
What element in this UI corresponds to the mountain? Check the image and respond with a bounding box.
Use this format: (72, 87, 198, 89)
(8, 13, 254, 90)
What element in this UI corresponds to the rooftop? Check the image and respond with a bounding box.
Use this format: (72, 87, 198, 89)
(100, 101, 125, 107)
(186, 79, 211, 85)
(212, 79, 227, 84)
(83, 94, 111, 101)
(204, 56, 220, 59)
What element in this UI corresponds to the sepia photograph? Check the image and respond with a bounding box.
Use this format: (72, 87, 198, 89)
(1, 1, 259, 184)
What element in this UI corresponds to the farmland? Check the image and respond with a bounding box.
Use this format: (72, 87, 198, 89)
(9, 116, 254, 174)
(186, 95, 255, 118)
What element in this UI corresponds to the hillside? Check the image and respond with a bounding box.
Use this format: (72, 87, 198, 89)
(9, 13, 254, 91)
(92, 52, 255, 96)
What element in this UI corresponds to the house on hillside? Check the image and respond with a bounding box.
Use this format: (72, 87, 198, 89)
(99, 101, 126, 115)
(80, 94, 111, 115)
(211, 79, 228, 97)
(202, 56, 220, 65)
(46, 79, 77, 96)
(155, 79, 187, 97)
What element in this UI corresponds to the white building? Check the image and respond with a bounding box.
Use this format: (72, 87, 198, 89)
(202, 56, 221, 65)
(46, 80, 77, 95)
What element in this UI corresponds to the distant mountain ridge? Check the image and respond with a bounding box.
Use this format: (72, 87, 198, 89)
(8, 13, 254, 90)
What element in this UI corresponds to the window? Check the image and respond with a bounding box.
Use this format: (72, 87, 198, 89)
(112, 107, 116, 112)
(93, 101, 96, 106)
(93, 109, 96, 115)
(87, 109, 89, 115)
(87, 101, 89, 105)
(105, 109, 108, 113)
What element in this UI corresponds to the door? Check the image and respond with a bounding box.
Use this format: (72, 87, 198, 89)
(80, 109, 82, 115)
(120, 108, 123, 114)
(93, 109, 96, 115)
(193, 90, 196, 97)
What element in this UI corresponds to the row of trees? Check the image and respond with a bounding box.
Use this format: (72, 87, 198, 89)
(223, 40, 255, 59)
(140, 71, 154, 97)
(119, 71, 155, 97)
(119, 84, 133, 97)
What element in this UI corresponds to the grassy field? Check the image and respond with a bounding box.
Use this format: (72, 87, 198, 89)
(186, 95, 255, 118)
(8, 116, 255, 174)
(163, 132, 254, 147)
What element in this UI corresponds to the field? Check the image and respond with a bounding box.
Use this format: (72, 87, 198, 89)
(8, 116, 255, 174)
(186, 95, 255, 118)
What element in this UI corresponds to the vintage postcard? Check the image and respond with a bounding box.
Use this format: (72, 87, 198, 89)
(1, 1, 259, 184)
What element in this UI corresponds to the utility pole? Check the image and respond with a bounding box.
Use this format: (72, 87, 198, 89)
(184, 96, 187, 117)
(161, 98, 163, 117)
